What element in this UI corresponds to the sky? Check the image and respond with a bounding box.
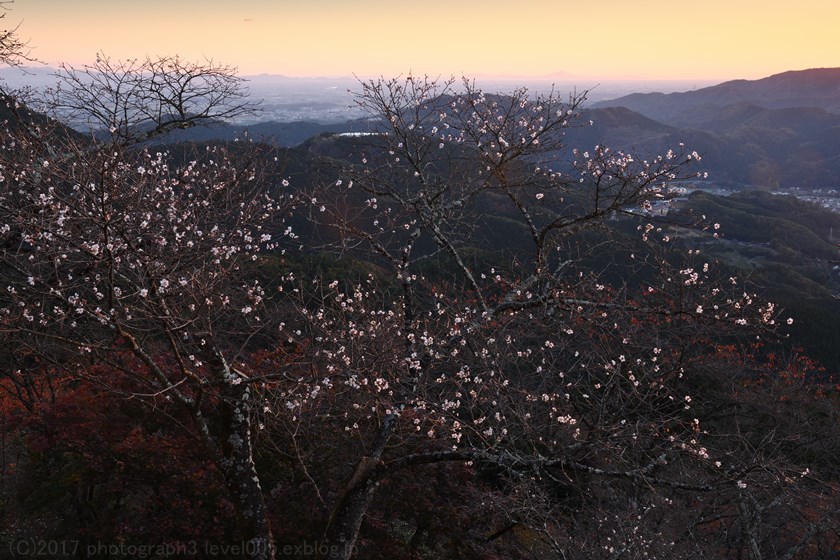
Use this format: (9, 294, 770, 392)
(6, 0, 839, 81)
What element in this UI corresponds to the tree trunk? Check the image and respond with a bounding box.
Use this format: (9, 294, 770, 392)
(739, 494, 762, 560)
(220, 381, 276, 560)
(324, 414, 396, 560)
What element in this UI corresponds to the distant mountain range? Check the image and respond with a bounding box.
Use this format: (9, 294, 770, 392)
(588, 68, 840, 187)
(6, 66, 839, 188)
(139, 119, 369, 147)
(201, 68, 840, 188)
(592, 68, 840, 121)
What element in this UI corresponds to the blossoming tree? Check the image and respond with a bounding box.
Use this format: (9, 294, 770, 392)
(272, 76, 810, 559)
(0, 57, 294, 559)
(1, 58, 835, 560)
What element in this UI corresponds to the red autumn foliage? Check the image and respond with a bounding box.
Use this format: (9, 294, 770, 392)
(5, 381, 238, 546)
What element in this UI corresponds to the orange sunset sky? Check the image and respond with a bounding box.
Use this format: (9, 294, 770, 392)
(7, 0, 839, 81)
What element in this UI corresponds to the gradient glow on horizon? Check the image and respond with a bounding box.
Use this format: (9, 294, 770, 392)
(9, 0, 839, 81)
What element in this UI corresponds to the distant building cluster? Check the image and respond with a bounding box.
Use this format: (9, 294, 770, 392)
(775, 187, 840, 214)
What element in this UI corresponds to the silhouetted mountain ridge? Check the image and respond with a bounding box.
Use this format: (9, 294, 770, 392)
(584, 69, 840, 187)
(592, 68, 840, 125)
(290, 102, 840, 188)
(127, 118, 370, 147)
